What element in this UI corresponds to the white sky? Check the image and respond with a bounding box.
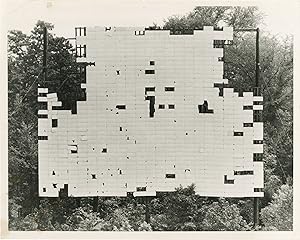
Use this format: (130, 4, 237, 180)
(3, 0, 299, 38)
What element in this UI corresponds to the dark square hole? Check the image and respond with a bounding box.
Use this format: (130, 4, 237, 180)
(52, 119, 58, 128)
(137, 187, 146, 191)
(165, 87, 175, 91)
(116, 105, 126, 110)
(145, 70, 155, 74)
(166, 174, 175, 178)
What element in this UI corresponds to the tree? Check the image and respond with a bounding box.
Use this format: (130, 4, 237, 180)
(9, 200, 56, 231)
(226, 33, 293, 181)
(65, 206, 103, 231)
(263, 173, 282, 203)
(201, 198, 250, 231)
(261, 184, 293, 230)
(150, 184, 212, 231)
(163, 7, 263, 30)
(121, 202, 148, 231)
(97, 209, 134, 231)
(261, 35, 293, 181)
(8, 20, 82, 228)
(138, 222, 152, 231)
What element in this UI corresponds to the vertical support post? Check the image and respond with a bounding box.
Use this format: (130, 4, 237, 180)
(76, 197, 81, 208)
(255, 28, 260, 88)
(43, 27, 48, 84)
(93, 196, 98, 212)
(223, 44, 226, 79)
(253, 197, 259, 227)
(38, 28, 47, 208)
(234, 28, 262, 228)
(254, 28, 260, 228)
(145, 197, 150, 224)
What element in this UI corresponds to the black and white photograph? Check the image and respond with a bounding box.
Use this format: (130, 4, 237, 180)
(0, 0, 298, 238)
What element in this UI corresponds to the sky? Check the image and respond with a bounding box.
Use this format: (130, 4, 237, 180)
(3, 0, 299, 38)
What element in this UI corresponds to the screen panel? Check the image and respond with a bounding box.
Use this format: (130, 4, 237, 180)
(38, 26, 263, 198)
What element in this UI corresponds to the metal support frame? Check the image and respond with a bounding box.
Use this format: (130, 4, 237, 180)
(38, 26, 48, 207)
(255, 28, 260, 88)
(144, 197, 151, 223)
(235, 28, 261, 228)
(43, 27, 48, 84)
(93, 196, 99, 212)
(39, 26, 262, 229)
(253, 197, 259, 227)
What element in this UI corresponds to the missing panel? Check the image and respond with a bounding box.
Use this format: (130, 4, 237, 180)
(254, 188, 264, 192)
(146, 96, 155, 117)
(116, 105, 126, 110)
(145, 70, 155, 74)
(168, 104, 175, 109)
(166, 174, 175, 178)
(165, 87, 175, 92)
(224, 175, 234, 184)
(254, 110, 263, 122)
(52, 119, 58, 128)
(243, 105, 253, 110)
(253, 153, 263, 161)
(234, 132, 243, 136)
(38, 136, 48, 140)
(136, 187, 146, 192)
(198, 101, 213, 113)
(234, 170, 254, 175)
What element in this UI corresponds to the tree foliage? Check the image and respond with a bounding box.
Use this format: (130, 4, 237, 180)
(261, 184, 293, 230)
(201, 198, 250, 231)
(163, 7, 263, 30)
(151, 184, 204, 230)
(8, 20, 81, 220)
(226, 33, 293, 184)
